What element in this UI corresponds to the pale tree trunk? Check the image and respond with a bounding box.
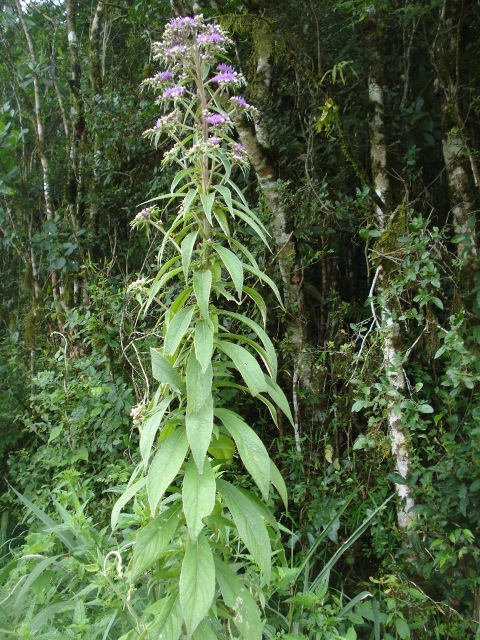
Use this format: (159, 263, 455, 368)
(432, 0, 478, 274)
(367, 21, 415, 532)
(14, 0, 67, 324)
(65, 0, 86, 306)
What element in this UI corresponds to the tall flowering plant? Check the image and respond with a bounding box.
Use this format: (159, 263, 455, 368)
(116, 16, 292, 639)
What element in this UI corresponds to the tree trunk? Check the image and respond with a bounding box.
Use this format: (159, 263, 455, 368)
(367, 15, 414, 532)
(432, 0, 478, 274)
(14, 0, 66, 325)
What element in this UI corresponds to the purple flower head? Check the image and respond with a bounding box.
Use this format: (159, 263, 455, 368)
(135, 207, 154, 221)
(209, 136, 221, 146)
(230, 96, 248, 107)
(216, 63, 236, 74)
(158, 70, 174, 81)
(211, 72, 237, 84)
(233, 142, 246, 153)
(206, 113, 229, 125)
(170, 16, 197, 29)
(165, 45, 187, 58)
(162, 85, 185, 99)
(197, 33, 223, 44)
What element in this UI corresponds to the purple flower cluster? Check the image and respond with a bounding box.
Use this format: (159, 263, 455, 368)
(152, 14, 232, 67)
(211, 72, 237, 85)
(205, 113, 230, 126)
(143, 15, 254, 170)
(135, 207, 154, 221)
(162, 86, 185, 99)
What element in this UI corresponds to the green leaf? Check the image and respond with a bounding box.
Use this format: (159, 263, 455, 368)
(213, 245, 243, 298)
(111, 477, 147, 531)
(172, 167, 194, 192)
(146, 594, 183, 640)
(165, 305, 195, 355)
(129, 502, 182, 580)
(140, 395, 173, 468)
(213, 207, 230, 237)
(147, 429, 189, 515)
(183, 456, 216, 540)
(193, 269, 212, 319)
(263, 375, 294, 425)
(186, 353, 213, 413)
(217, 479, 271, 579)
(208, 433, 235, 463)
(270, 460, 288, 509)
(243, 263, 283, 307)
(186, 399, 213, 473)
(243, 286, 267, 326)
(221, 311, 277, 378)
(12, 488, 78, 552)
(395, 617, 410, 639)
(215, 408, 270, 500)
(48, 425, 62, 443)
(417, 403, 434, 414)
(213, 184, 233, 214)
(182, 230, 198, 281)
(150, 348, 185, 394)
(192, 621, 219, 640)
(15, 556, 61, 607)
(182, 188, 199, 219)
(194, 319, 214, 373)
(180, 532, 215, 637)
(217, 340, 267, 396)
(200, 192, 215, 224)
(215, 558, 262, 640)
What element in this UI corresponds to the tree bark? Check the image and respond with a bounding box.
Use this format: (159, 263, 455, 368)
(432, 0, 478, 272)
(367, 13, 414, 532)
(14, 0, 66, 324)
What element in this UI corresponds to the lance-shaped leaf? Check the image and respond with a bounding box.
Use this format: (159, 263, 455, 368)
(180, 532, 215, 637)
(151, 348, 185, 394)
(193, 269, 212, 319)
(147, 429, 189, 515)
(186, 354, 212, 412)
(217, 340, 268, 396)
(213, 207, 230, 237)
(111, 476, 146, 531)
(243, 286, 267, 326)
(192, 621, 220, 640)
(215, 558, 262, 640)
(215, 408, 270, 501)
(194, 319, 214, 373)
(200, 192, 215, 224)
(213, 184, 233, 214)
(243, 263, 283, 307)
(221, 311, 277, 378)
(217, 479, 271, 580)
(140, 395, 173, 468)
(129, 502, 182, 580)
(183, 456, 216, 540)
(182, 230, 198, 281)
(164, 305, 195, 356)
(213, 245, 243, 298)
(186, 399, 214, 473)
(270, 460, 288, 509)
(146, 594, 183, 640)
(182, 188, 199, 220)
(263, 375, 294, 425)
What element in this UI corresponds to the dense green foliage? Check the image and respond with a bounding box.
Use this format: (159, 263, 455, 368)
(0, 0, 479, 638)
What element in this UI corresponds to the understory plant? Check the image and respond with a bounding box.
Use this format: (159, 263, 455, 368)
(113, 15, 292, 638)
